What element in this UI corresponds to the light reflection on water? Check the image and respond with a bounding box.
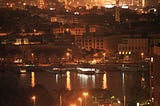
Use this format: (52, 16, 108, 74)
(20, 71, 112, 90)
(19, 70, 130, 99)
(66, 71, 71, 90)
(102, 73, 107, 89)
(31, 72, 35, 87)
(78, 74, 95, 89)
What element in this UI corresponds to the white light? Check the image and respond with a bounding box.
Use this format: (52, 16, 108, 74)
(151, 57, 153, 62)
(105, 4, 114, 8)
(50, 8, 55, 10)
(118, 100, 121, 104)
(74, 12, 79, 15)
(77, 67, 99, 72)
(137, 102, 139, 106)
(121, 5, 128, 9)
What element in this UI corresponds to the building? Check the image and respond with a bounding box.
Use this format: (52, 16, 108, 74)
(152, 45, 160, 106)
(74, 34, 108, 51)
(118, 38, 149, 61)
(75, 34, 125, 57)
(53, 25, 97, 36)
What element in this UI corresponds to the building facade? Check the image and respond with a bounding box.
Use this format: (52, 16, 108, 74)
(118, 38, 149, 61)
(152, 46, 160, 106)
(74, 35, 108, 51)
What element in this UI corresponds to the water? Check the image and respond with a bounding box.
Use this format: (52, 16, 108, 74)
(1, 65, 147, 106)
(19, 69, 136, 100)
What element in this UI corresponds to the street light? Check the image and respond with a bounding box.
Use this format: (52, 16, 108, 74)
(78, 97, 82, 106)
(103, 53, 106, 61)
(31, 53, 34, 63)
(66, 52, 70, 60)
(83, 92, 88, 106)
(32, 96, 36, 106)
(141, 52, 144, 61)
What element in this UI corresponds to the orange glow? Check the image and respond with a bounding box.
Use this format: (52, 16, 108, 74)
(66, 52, 70, 56)
(83, 92, 88, 96)
(78, 97, 82, 101)
(66, 71, 71, 90)
(102, 73, 107, 89)
(31, 72, 35, 87)
(32, 96, 36, 100)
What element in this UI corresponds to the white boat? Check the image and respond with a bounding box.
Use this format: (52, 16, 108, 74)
(77, 67, 103, 74)
(20, 69, 27, 74)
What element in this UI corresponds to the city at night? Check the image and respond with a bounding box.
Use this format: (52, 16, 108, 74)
(0, 0, 160, 106)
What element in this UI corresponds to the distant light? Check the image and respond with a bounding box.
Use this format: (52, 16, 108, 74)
(77, 67, 99, 72)
(149, 8, 157, 13)
(151, 57, 153, 62)
(50, 8, 55, 10)
(32, 96, 36, 100)
(66, 10, 69, 12)
(105, 4, 114, 8)
(111, 96, 115, 99)
(121, 5, 128, 9)
(74, 12, 79, 15)
(23, 3, 26, 6)
(118, 100, 121, 104)
(137, 102, 139, 106)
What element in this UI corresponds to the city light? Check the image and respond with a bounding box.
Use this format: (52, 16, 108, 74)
(83, 92, 88, 106)
(1, 0, 160, 105)
(32, 96, 36, 106)
(78, 98, 82, 106)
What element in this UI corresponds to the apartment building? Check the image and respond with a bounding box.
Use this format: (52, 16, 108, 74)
(118, 38, 149, 60)
(53, 25, 96, 36)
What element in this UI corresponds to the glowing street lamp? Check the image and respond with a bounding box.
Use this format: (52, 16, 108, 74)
(66, 52, 70, 56)
(32, 96, 36, 106)
(78, 97, 82, 106)
(141, 52, 144, 61)
(66, 52, 70, 60)
(83, 92, 88, 106)
(103, 53, 106, 60)
(103, 53, 106, 57)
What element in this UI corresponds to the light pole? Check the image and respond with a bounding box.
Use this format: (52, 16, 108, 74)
(32, 96, 36, 106)
(31, 53, 34, 63)
(78, 97, 82, 106)
(66, 52, 70, 61)
(83, 92, 88, 106)
(141, 52, 144, 61)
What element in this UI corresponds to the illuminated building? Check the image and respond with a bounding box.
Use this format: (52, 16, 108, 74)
(53, 25, 97, 36)
(75, 34, 108, 50)
(37, 0, 45, 9)
(118, 38, 149, 60)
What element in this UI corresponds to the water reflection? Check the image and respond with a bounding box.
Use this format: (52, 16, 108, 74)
(31, 72, 35, 87)
(78, 74, 96, 89)
(18, 69, 138, 102)
(56, 74, 58, 83)
(20, 73, 27, 86)
(66, 71, 71, 90)
(102, 73, 107, 89)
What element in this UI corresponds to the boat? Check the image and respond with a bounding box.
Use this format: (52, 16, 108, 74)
(19, 69, 27, 74)
(77, 67, 103, 74)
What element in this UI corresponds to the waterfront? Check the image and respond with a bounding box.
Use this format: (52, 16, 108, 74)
(0, 63, 149, 106)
